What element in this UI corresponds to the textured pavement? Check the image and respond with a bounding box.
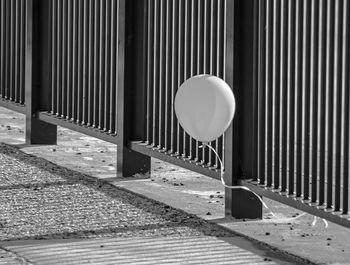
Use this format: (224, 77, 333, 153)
(0, 143, 300, 264)
(0, 144, 228, 241)
(2, 106, 350, 264)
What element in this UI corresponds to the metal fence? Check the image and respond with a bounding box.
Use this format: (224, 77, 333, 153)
(134, 0, 225, 171)
(0, 0, 26, 108)
(245, 0, 350, 226)
(0, 0, 349, 227)
(50, 0, 119, 134)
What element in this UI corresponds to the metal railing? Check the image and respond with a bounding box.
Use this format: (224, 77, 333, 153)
(140, 0, 225, 170)
(50, 0, 119, 134)
(0, 0, 26, 106)
(0, 0, 349, 226)
(251, 0, 350, 222)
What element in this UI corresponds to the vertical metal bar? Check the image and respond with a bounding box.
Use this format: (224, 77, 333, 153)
(302, 0, 311, 201)
(182, 0, 189, 159)
(20, 0, 25, 103)
(197, 0, 205, 164)
(0, 1, 1, 96)
(9, 0, 14, 100)
(61, 0, 67, 118)
(252, 0, 259, 180)
(99, 0, 105, 130)
(66, 0, 73, 119)
(207, 0, 214, 167)
(87, 0, 94, 126)
(71, 0, 78, 121)
(222, 0, 227, 174)
(146, 0, 153, 143)
(258, 0, 266, 185)
(109, 0, 117, 134)
(272, 0, 281, 190)
(5, 0, 10, 99)
(115, 0, 119, 134)
(158, 0, 165, 149)
(0, 0, 5, 98)
(216, 0, 223, 168)
(93, 0, 100, 127)
(153, 0, 159, 147)
(333, 0, 342, 212)
(15, 0, 20, 102)
(280, 0, 288, 193)
(295, 0, 303, 198)
(176, 0, 184, 155)
(164, 0, 172, 152)
(56, 0, 62, 116)
(189, 0, 196, 161)
(170, 0, 178, 153)
(201, 0, 208, 164)
(318, 0, 327, 206)
(82, 0, 89, 125)
(104, 0, 111, 131)
(218, 0, 225, 169)
(310, 0, 319, 203)
(342, 0, 349, 215)
(77, 0, 84, 123)
(51, 0, 57, 114)
(287, 0, 296, 195)
(326, 0, 335, 209)
(266, 0, 273, 188)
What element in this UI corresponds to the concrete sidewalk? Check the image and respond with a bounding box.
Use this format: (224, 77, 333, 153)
(0, 106, 349, 264)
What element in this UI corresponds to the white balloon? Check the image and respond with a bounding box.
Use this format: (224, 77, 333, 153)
(174, 74, 236, 143)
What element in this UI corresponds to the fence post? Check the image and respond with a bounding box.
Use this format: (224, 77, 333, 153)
(116, 0, 151, 177)
(25, 0, 57, 145)
(224, 0, 262, 219)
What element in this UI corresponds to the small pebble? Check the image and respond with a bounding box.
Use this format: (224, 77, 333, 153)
(206, 212, 212, 215)
(265, 232, 270, 235)
(327, 238, 332, 241)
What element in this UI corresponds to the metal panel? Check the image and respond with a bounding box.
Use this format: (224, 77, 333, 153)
(0, 0, 26, 105)
(142, 0, 226, 174)
(50, 0, 119, 134)
(255, 0, 350, 225)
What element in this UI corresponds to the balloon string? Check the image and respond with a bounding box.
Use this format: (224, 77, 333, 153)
(199, 143, 271, 212)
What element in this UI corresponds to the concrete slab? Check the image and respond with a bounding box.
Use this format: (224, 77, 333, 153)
(3, 237, 296, 265)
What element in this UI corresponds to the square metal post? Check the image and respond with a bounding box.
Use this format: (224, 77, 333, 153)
(25, 0, 57, 145)
(224, 0, 262, 219)
(116, 0, 151, 177)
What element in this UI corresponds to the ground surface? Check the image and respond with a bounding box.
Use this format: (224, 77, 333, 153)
(1, 107, 350, 264)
